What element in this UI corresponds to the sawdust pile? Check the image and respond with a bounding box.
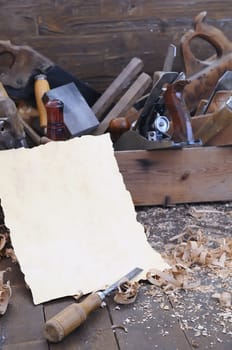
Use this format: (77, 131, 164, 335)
(146, 227, 232, 299)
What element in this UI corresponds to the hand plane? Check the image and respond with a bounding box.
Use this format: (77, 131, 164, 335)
(114, 71, 200, 151)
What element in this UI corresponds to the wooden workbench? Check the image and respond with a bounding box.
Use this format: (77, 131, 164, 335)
(1, 256, 231, 350)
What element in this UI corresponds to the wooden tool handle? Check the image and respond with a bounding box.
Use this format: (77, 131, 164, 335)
(34, 75, 50, 128)
(44, 293, 102, 343)
(181, 11, 232, 77)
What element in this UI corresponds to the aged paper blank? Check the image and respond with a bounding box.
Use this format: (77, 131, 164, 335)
(0, 135, 168, 304)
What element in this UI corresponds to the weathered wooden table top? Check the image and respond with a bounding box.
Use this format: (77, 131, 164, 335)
(0, 257, 231, 350)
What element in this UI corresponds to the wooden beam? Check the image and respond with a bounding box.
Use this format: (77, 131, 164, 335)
(92, 72, 152, 135)
(92, 57, 143, 120)
(115, 146, 232, 206)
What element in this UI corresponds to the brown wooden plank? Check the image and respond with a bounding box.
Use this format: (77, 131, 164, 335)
(0, 2, 231, 92)
(0, 285, 47, 349)
(192, 114, 232, 146)
(170, 288, 232, 350)
(2, 341, 47, 350)
(93, 73, 152, 135)
(44, 298, 118, 350)
(193, 105, 232, 145)
(115, 146, 232, 206)
(109, 284, 191, 350)
(92, 57, 143, 120)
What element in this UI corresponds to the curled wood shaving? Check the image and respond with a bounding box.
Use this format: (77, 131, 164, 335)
(163, 229, 232, 271)
(111, 324, 128, 333)
(212, 292, 231, 308)
(114, 279, 139, 304)
(72, 290, 83, 301)
(146, 265, 200, 291)
(148, 228, 232, 292)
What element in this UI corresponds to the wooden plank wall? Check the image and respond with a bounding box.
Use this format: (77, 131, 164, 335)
(0, 1, 231, 92)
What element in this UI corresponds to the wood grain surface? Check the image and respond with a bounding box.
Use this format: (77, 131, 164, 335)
(0, 1, 231, 92)
(115, 146, 232, 206)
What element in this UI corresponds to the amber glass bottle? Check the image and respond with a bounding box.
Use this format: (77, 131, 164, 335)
(45, 99, 67, 141)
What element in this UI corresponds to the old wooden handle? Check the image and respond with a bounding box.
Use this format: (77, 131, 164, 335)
(44, 293, 102, 343)
(34, 75, 50, 128)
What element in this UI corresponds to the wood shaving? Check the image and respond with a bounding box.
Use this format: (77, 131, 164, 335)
(111, 324, 128, 333)
(114, 280, 140, 304)
(212, 292, 231, 308)
(146, 228, 232, 292)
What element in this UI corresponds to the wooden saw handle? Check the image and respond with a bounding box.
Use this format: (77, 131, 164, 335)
(44, 293, 102, 343)
(181, 11, 232, 77)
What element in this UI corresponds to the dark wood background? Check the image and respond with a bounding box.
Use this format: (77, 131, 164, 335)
(0, 0, 231, 92)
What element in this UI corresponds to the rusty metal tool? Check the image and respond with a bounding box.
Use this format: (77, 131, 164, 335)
(44, 267, 142, 343)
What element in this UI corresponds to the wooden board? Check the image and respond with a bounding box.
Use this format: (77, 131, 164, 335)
(0, 1, 231, 92)
(0, 259, 118, 350)
(109, 284, 192, 350)
(192, 114, 232, 146)
(115, 146, 232, 206)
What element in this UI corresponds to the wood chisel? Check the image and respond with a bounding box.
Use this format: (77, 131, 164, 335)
(44, 267, 143, 343)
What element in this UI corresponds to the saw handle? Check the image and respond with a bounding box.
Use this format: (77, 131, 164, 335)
(44, 293, 102, 343)
(181, 11, 232, 76)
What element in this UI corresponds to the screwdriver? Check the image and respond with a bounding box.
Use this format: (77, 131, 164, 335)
(44, 267, 143, 342)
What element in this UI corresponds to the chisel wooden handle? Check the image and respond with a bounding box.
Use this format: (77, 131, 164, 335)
(44, 293, 102, 343)
(34, 74, 50, 128)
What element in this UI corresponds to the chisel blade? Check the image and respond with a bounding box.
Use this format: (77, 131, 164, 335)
(102, 267, 143, 298)
(162, 44, 177, 72)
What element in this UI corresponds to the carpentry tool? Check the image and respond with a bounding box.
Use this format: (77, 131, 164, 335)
(0, 41, 100, 107)
(0, 82, 28, 149)
(108, 45, 177, 143)
(162, 44, 177, 73)
(193, 96, 232, 145)
(34, 74, 50, 129)
(92, 72, 152, 135)
(201, 70, 232, 114)
(20, 118, 51, 146)
(181, 12, 232, 77)
(114, 70, 202, 151)
(114, 72, 184, 151)
(44, 82, 99, 137)
(44, 267, 143, 343)
(92, 57, 143, 121)
(163, 80, 198, 144)
(181, 12, 232, 113)
(134, 72, 179, 138)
